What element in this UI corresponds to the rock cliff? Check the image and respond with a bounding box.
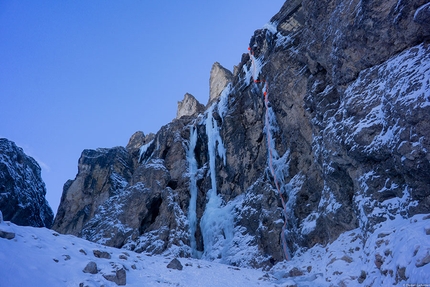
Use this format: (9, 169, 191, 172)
(53, 0, 430, 279)
(176, 93, 205, 119)
(209, 62, 233, 104)
(0, 138, 54, 227)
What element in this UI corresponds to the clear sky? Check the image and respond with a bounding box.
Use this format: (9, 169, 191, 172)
(0, 1, 285, 214)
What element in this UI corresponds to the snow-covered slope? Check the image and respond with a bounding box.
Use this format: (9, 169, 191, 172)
(2, 213, 429, 286)
(0, 220, 276, 287)
(272, 213, 430, 286)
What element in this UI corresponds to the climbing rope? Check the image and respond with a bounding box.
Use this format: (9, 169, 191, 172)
(249, 48, 291, 261)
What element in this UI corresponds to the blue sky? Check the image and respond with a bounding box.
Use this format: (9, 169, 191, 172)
(0, 1, 285, 214)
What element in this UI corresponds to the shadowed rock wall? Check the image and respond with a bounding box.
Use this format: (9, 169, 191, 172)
(0, 138, 54, 227)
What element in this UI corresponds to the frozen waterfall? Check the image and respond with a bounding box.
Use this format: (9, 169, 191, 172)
(186, 125, 199, 258)
(200, 104, 233, 261)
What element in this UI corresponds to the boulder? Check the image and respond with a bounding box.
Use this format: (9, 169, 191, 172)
(83, 261, 98, 274)
(93, 250, 111, 259)
(102, 265, 126, 286)
(167, 258, 183, 270)
(0, 229, 15, 240)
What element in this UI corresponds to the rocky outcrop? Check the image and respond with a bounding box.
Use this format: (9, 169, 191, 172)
(53, 123, 192, 255)
(0, 138, 54, 227)
(176, 93, 205, 119)
(414, 2, 430, 32)
(52, 146, 133, 235)
(53, 0, 430, 273)
(209, 62, 233, 104)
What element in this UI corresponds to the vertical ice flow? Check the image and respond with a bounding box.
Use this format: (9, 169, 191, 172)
(138, 139, 154, 163)
(200, 104, 232, 261)
(205, 104, 225, 200)
(186, 125, 199, 258)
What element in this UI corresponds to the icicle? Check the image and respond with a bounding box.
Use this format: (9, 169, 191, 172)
(138, 139, 154, 163)
(186, 125, 199, 258)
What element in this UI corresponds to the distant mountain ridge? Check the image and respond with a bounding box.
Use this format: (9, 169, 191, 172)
(51, 0, 430, 284)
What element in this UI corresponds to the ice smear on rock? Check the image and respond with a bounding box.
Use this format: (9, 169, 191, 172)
(138, 139, 154, 163)
(217, 83, 231, 119)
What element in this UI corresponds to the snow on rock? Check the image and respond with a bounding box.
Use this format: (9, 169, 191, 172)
(340, 43, 430, 159)
(322, 42, 430, 235)
(52, 146, 134, 236)
(0, 138, 54, 228)
(270, 214, 430, 286)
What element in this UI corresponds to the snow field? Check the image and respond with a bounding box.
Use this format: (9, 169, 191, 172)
(0, 221, 276, 287)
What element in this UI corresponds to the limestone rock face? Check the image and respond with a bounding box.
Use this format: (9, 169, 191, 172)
(0, 138, 54, 227)
(53, 123, 192, 257)
(176, 93, 205, 119)
(52, 146, 133, 235)
(53, 0, 430, 271)
(209, 62, 233, 104)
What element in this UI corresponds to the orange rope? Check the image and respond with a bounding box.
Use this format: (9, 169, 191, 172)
(249, 48, 290, 261)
